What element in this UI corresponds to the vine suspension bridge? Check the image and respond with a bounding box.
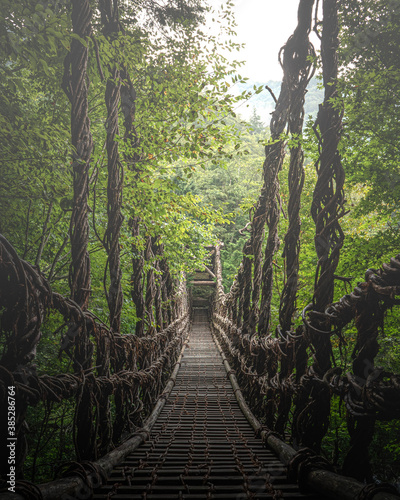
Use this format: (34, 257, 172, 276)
(1, 0, 400, 499)
(1, 242, 400, 500)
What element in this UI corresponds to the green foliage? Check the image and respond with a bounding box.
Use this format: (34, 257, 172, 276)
(24, 401, 76, 483)
(339, 0, 400, 211)
(172, 114, 267, 286)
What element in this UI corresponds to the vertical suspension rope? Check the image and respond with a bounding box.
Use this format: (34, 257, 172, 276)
(92, 0, 124, 457)
(311, 0, 345, 324)
(159, 256, 172, 327)
(342, 275, 382, 481)
(241, 240, 253, 335)
(152, 238, 164, 332)
(309, 0, 345, 388)
(258, 0, 316, 337)
(61, 0, 97, 460)
(294, 0, 345, 452)
(119, 61, 146, 338)
(279, 12, 316, 333)
(101, 0, 124, 333)
(145, 235, 156, 337)
(61, 0, 94, 381)
(214, 244, 225, 315)
(63, 0, 93, 312)
(275, 0, 316, 435)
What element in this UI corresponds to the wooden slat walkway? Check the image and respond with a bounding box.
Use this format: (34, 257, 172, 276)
(93, 308, 320, 499)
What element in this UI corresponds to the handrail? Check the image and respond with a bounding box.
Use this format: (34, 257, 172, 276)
(211, 314, 400, 500)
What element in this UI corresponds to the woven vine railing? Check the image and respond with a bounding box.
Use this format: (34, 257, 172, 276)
(212, 250, 400, 496)
(0, 232, 189, 499)
(211, 0, 400, 495)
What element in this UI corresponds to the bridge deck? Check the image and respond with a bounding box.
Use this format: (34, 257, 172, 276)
(93, 308, 319, 499)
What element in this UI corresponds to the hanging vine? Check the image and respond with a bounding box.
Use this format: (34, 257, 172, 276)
(293, 0, 346, 452)
(100, 0, 124, 334)
(62, 0, 93, 313)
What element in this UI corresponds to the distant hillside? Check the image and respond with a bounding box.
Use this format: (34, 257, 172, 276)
(233, 77, 323, 123)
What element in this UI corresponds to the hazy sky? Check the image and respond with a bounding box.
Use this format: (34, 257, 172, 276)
(231, 0, 307, 81)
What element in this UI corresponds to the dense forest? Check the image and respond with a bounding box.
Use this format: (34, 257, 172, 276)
(1, 0, 400, 496)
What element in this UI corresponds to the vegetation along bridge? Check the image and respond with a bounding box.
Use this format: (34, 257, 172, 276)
(1, 0, 400, 499)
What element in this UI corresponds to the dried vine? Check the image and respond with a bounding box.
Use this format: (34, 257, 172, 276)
(274, 0, 316, 436)
(152, 239, 165, 331)
(100, 0, 124, 333)
(259, 0, 315, 337)
(279, 0, 316, 333)
(145, 235, 156, 338)
(59, 0, 96, 462)
(293, 0, 346, 452)
(119, 63, 146, 338)
(62, 0, 93, 312)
